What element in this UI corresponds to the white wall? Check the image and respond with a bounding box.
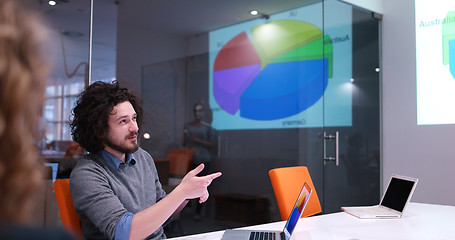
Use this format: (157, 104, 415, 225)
(380, 0, 455, 205)
(348, 0, 455, 206)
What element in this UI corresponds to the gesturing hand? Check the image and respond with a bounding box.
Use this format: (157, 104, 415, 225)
(179, 163, 222, 203)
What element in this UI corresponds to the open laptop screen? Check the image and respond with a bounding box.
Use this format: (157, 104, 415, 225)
(44, 162, 59, 182)
(381, 176, 417, 212)
(283, 182, 312, 238)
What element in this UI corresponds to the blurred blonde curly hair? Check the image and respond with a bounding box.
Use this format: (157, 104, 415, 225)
(0, 0, 50, 223)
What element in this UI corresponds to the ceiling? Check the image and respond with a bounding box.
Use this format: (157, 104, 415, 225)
(27, 0, 318, 84)
(121, 0, 319, 36)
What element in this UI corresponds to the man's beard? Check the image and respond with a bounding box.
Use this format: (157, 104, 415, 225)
(105, 132, 139, 154)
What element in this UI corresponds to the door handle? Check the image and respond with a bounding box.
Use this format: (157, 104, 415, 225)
(323, 131, 339, 166)
(218, 135, 221, 158)
(217, 135, 228, 157)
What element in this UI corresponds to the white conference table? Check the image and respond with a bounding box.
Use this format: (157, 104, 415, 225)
(168, 202, 455, 240)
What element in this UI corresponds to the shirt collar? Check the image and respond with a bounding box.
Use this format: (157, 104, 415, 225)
(99, 150, 136, 171)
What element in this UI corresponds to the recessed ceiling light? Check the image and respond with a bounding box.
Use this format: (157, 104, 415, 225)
(48, 0, 57, 6)
(143, 133, 150, 139)
(250, 10, 269, 20)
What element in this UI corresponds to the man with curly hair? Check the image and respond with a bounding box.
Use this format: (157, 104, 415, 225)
(69, 81, 222, 240)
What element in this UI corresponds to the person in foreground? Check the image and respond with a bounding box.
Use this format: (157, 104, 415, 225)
(0, 0, 74, 239)
(69, 81, 222, 240)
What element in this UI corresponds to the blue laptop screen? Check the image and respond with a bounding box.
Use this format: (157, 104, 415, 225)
(283, 182, 312, 238)
(44, 162, 59, 182)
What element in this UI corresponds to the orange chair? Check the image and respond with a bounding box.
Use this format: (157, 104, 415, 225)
(269, 166, 321, 221)
(167, 148, 195, 177)
(53, 179, 82, 240)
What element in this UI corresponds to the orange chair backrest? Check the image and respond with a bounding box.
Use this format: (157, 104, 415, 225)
(167, 148, 195, 176)
(269, 166, 321, 221)
(53, 179, 82, 240)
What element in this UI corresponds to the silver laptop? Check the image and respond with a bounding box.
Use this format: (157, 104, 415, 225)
(342, 174, 418, 219)
(221, 182, 312, 240)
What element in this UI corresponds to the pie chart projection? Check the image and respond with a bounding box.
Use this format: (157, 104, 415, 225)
(213, 20, 333, 120)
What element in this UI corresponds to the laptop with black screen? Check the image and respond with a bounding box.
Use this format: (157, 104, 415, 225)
(341, 174, 418, 219)
(221, 182, 312, 240)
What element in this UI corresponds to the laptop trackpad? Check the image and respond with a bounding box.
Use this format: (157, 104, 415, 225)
(222, 229, 251, 240)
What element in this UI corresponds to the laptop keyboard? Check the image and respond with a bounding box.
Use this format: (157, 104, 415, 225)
(249, 231, 276, 240)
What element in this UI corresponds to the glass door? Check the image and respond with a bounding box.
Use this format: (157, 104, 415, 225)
(315, 0, 381, 213)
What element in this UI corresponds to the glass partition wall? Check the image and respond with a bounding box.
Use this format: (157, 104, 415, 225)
(33, 0, 380, 237)
(28, 0, 90, 154)
(29, 0, 116, 154)
(138, 0, 380, 237)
